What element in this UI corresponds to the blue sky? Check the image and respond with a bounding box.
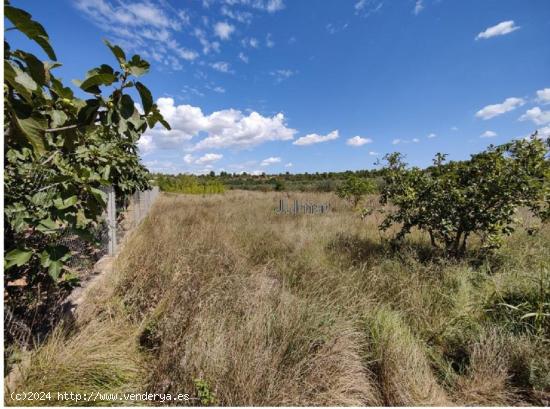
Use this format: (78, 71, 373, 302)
(8, 0, 550, 174)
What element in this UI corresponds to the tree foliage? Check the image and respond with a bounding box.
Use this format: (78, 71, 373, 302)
(155, 174, 226, 194)
(379, 135, 549, 255)
(336, 175, 376, 207)
(4, 1, 169, 284)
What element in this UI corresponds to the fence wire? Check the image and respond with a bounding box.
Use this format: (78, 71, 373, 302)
(4, 186, 160, 351)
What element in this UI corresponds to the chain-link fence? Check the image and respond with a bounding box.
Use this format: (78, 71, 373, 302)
(4, 186, 160, 351)
(110, 186, 160, 254)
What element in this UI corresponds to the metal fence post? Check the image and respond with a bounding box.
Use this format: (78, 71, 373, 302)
(107, 186, 117, 255)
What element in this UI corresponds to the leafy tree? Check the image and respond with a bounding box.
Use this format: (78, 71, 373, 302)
(336, 175, 376, 207)
(4, 1, 169, 285)
(273, 179, 285, 191)
(379, 135, 549, 255)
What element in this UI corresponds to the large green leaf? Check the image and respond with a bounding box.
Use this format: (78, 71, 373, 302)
(50, 110, 68, 128)
(47, 261, 63, 280)
(53, 195, 78, 210)
(4, 60, 33, 102)
(5, 249, 33, 270)
(126, 55, 150, 77)
(13, 113, 47, 154)
(14, 68, 38, 92)
(4, 6, 57, 60)
(50, 76, 74, 99)
(36, 218, 59, 234)
(89, 187, 107, 204)
(119, 94, 135, 119)
(147, 104, 171, 130)
(78, 73, 116, 93)
(104, 39, 126, 65)
(77, 99, 101, 125)
(13, 50, 47, 86)
(135, 81, 153, 114)
(40, 246, 70, 281)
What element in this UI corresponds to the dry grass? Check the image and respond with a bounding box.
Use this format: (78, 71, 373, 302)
(7, 191, 550, 406)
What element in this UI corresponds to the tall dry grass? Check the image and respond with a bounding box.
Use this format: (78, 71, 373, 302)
(7, 191, 550, 406)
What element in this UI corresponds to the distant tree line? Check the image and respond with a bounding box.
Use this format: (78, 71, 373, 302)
(154, 173, 226, 194)
(154, 169, 384, 193)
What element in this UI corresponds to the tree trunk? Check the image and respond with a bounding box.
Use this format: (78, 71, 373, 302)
(451, 231, 463, 256)
(459, 232, 469, 255)
(429, 230, 437, 248)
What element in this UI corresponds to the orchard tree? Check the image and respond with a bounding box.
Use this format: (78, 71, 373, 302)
(378, 135, 549, 256)
(4, 1, 170, 285)
(337, 175, 376, 207)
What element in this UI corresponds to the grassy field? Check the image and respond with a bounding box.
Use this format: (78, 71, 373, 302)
(7, 191, 549, 406)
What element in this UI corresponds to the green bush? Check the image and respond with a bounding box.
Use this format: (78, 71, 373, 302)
(4, 2, 168, 284)
(378, 136, 549, 256)
(336, 175, 376, 207)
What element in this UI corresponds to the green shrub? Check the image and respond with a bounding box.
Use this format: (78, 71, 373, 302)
(336, 175, 376, 207)
(379, 136, 549, 256)
(4, 1, 169, 285)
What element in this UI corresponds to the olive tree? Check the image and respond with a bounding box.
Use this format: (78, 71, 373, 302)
(378, 135, 549, 255)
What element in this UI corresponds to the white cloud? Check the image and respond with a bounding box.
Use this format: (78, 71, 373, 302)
(140, 97, 297, 153)
(265, 0, 285, 12)
(211, 61, 232, 73)
(213, 21, 235, 40)
(535, 126, 550, 139)
(143, 159, 180, 173)
(536, 88, 550, 104)
(238, 52, 249, 63)
(519, 107, 550, 125)
(392, 138, 401, 145)
(355, 0, 367, 11)
(413, 0, 424, 15)
(194, 28, 221, 54)
(476, 20, 520, 40)
(73, 0, 198, 70)
(220, 6, 253, 23)
(214, 0, 285, 13)
(427, 133, 437, 138)
(270, 69, 296, 82)
(480, 130, 497, 138)
(326, 22, 349, 35)
(241, 37, 259, 48)
(260, 157, 282, 166)
(354, 0, 383, 17)
(183, 153, 195, 164)
(368, 151, 379, 156)
(451, 126, 458, 131)
(138, 132, 155, 154)
(195, 153, 223, 165)
(293, 130, 339, 146)
(412, 138, 420, 143)
(346, 136, 373, 146)
(182, 85, 204, 98)
(521, 126, 550, 141)
(285, 162, 293, 168)
(475, 97, 525, 120)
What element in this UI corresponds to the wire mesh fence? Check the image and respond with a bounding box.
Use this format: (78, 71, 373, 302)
(4, 186, 160, 350)
(111, 186, 160, 254)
